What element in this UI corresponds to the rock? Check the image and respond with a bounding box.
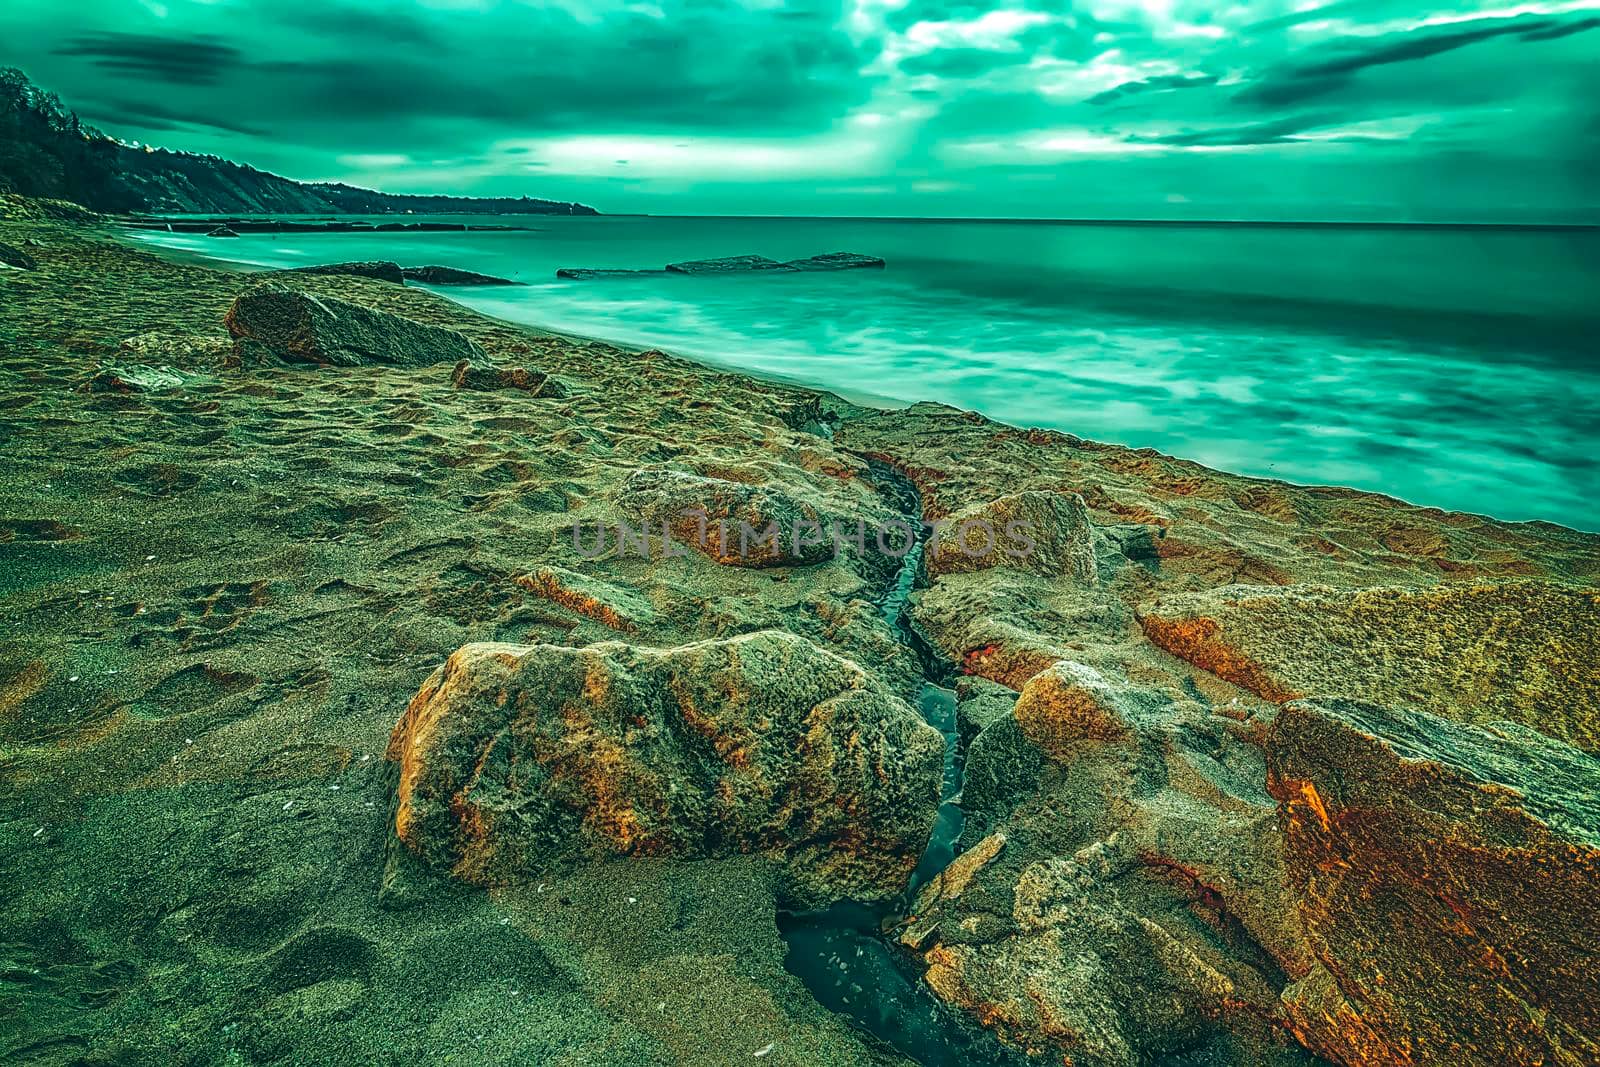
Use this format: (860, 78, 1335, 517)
(402, 265, 521, 286)
(906, 658, 1313, 1064)
(665, 255, 797, 275)
(953, 676, 1017, 748)
(927, 491, 1102, 581)
(385, 631, 944, 908)
(1139, 581, 1600, 750)
(224, 285, 486, 368)
(513, 566, 654, 632)
(81, 364, 210, 393)
(1265, 697, 1600, 1067)
(784, 252, 885, 271)
(118, 331, 236, 370)
(554, 268, 671, 280)
(902, 833, 1301, 1067)
(282, 260, 405, 284)
(205, 226, 239, 238)
(613, 468, 835, 568)
(449, 360, 569, 397)
(0, 241, 38, 269)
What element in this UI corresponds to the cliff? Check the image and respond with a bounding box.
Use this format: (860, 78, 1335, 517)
(0, 67, 596, 216)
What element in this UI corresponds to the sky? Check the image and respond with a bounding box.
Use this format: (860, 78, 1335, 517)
(2, 0, 1597, 219)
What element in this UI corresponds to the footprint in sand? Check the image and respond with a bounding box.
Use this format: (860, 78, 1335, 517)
(126, 662, 259, 720)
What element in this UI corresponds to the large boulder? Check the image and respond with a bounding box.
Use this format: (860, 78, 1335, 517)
(926, 491, 1103, 580)
(1266, 697, 1600, 1066)
(902, 659, 1313, 1066)
(283, 260, 405, 284)
(1139, 581, 1600, 750)
(386, 631, 944, 908)
(224, 286, 486, 368)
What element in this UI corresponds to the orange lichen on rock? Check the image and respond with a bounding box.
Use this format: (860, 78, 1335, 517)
(1137, 612, 1301, 703)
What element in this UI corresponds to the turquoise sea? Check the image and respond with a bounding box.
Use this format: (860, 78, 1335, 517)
(133, 215, 1600, 530)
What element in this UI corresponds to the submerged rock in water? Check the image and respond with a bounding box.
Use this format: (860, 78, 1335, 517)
(282, 260, 405, 284)
(665, 255, 797, 274)
(224, 285, 485, 368)
(0, 240, 38, 269)
(554, 268, 671, 280)
(386, 631, 944, 908)
(784, 252, 885, 271)
(402, 265, 521, 286)
(1266, 697, 1600, 1067)
(1139, 580, 1600, 750)
(449, 359, 568, 397)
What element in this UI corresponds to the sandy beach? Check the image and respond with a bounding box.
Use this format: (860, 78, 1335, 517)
(4, 201, 1598, 1066)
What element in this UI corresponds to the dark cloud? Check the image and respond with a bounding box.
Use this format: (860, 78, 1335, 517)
(52, 32, 240, 86)
(1239, 14, 1600, 108)
(77, 99, 269, 137)
(1088, 74, 1218, 106)
(1130, 114, 1333, 147)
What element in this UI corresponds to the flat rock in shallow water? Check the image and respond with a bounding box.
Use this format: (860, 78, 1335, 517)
(224, 285, 485, 368)
(402, 265, 520, 286)
(554, 267, 670, 280)
(784, 252, 885, 271)
(386, 631, 944, 908)
(665, 254, 797, 274)
(282, 260, 405, 284)
(1266, 697, 1600, 1066)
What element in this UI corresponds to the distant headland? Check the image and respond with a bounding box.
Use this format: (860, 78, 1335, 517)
(0, 67, 598, 217)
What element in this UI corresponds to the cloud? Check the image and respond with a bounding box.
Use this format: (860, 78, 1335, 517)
(1238, 12, 1600, 107)
(52, 31, 240, 86)
(1088, 74, 1219, 106)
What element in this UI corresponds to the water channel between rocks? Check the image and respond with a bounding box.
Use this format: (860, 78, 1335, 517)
(776, 461, 1027, 1066)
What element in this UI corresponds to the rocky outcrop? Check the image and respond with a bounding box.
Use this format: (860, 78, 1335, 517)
(449, 359, 568, 397)
(1139, 581, 1600, 750)
(784, 252, 885, 271)
(283, 260, 406, 284)
(901, 832, 1304, 1067)
(402, 265, 521, 286)
(1266, 697, 1600, 1066)
(900, 657, 1313, 1065)
(386, 631, 944, 908)
(665, 255, 797, 274)
(555, 268, 670, 280)
(613, 468, 839, 567)
(224, 286, 486, 368)
(926, 490, 1103, 580)
(558, 253, 887, 279)
(0, 240, 37, 269)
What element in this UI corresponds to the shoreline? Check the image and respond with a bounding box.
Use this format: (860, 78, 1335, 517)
(119, 221, 1595, 537)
